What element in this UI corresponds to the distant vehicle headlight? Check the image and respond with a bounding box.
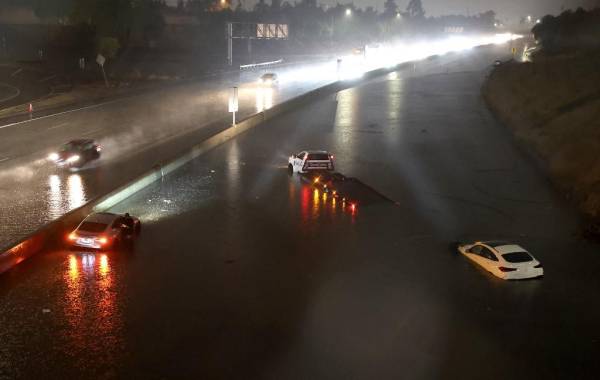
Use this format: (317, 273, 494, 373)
(48, 152, 59, 161)
(265, 79, 272, 85)
(258, 78, 264, 84)
(67, 155, 80, 163)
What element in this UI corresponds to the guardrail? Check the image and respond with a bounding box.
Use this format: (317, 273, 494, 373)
(239, 59, 284, 71)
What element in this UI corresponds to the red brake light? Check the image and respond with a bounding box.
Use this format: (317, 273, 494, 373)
(97, 236, 108, 245)
(68, 232, 77, 241)
(498, 266, 516, 272)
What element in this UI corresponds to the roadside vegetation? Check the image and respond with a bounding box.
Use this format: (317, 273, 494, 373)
(2, 0, 498, 79)
(484, 7, 600, 227)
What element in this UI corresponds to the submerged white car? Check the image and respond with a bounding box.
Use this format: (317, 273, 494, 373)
(288, 150, 334, 174)
(457, 241, 543, 280)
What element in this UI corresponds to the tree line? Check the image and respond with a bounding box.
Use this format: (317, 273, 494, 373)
(533, 7, 600, 53)
(5, 0, 498, 57)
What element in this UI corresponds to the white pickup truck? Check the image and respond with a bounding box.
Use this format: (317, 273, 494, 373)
(288, 150, 335, 174)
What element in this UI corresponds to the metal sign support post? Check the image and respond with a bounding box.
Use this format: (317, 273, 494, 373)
(226, 22, 288, 67)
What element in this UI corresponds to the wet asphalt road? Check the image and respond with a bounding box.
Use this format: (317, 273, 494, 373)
(2, 44, 599, 379)
(0, 59, 337, 249)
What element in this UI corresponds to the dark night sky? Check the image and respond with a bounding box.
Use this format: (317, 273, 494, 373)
(325, 0, 597, 19)
(164, 0, 599, 20)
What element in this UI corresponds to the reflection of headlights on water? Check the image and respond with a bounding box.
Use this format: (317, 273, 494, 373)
(66, 155, 80, 163)
(48, 152, 59, 161)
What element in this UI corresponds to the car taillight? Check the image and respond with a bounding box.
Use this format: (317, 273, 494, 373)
(498, 266, 516, 272)
(534, 263, 543, 268)
(68, 232, 77, 241)
(97, 236, 108, 245)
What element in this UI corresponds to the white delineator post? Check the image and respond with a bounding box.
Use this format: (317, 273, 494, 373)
(229, 87, 239, 126)
(96, 54, 108, 88)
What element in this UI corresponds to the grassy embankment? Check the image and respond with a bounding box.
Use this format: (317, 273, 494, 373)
(483, 51, 600, 217)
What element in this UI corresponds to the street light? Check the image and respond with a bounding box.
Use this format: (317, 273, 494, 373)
(396, 12, 402, 19)
(345, 8, 352, 17)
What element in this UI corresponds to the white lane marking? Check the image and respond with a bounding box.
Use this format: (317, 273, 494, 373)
(47, 122, 69, 130)
(0, 83, 21, 104)
(39, 75, 57, 83)
(0, 157, 11, 163)
(10, 68, 22, 77)
(0, 97, 124, 131)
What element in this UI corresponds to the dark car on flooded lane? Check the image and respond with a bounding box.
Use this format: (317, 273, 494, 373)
(48, 139, 101, 169)
(68, 212, 141, 250)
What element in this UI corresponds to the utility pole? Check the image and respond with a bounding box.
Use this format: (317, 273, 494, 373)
(227, 22, 233, 66)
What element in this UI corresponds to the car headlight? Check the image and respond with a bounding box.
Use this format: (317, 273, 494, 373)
(67, 155, 80, 163)
(265, 79, 272, 85)
(258, 78, 264, 83)
(48, 152, 59, 161)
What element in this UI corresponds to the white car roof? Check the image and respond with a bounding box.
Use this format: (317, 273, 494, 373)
(305, 150, 330, 154)
(494, 244, 528, 255)
(83, 212, 119, 224)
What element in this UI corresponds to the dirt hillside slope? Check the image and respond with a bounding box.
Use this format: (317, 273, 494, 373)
(483, 51, 600, 217)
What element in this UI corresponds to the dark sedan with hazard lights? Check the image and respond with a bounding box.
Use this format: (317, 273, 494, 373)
(68, 212, 141, 250)
(48, 139, 101, 169)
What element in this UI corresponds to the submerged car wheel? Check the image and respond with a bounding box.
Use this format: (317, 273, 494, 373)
(288, 164, 294, 175)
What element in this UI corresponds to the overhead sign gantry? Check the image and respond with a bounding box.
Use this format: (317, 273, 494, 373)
(226, 22, 289, 66)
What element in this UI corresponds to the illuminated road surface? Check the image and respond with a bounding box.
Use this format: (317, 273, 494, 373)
(1, 43, 598, 378)
(0, 60, 332, 249)
(0, 35, 521, 249)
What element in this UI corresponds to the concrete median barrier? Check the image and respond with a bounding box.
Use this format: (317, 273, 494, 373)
(0, 53, 443, 274)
